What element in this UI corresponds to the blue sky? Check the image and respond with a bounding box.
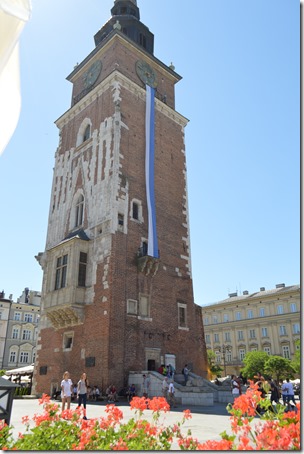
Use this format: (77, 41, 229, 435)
(0, 0, 299, 305)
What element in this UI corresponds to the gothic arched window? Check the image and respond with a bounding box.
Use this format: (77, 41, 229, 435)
(75, 194, 84, 227)
(83, 124, 91, 142)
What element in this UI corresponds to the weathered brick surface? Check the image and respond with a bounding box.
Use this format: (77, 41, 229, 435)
(34, 34, 207, 396)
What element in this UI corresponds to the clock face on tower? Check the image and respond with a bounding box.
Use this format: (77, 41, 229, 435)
(83, 60, 102, 89)
(135, 60, 158, 88)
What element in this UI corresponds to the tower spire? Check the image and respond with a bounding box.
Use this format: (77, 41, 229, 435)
(94, 0, 154, 54)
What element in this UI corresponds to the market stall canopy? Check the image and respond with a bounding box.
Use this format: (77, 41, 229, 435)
(6, 364, 34, 376)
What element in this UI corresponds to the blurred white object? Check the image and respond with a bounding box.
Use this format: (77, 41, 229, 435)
(0, 0, 32, 155)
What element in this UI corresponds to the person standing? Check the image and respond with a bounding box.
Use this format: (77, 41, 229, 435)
(183, 364, 190, 385)
(162, 376, 169, 400)
(269, 379, 280, 404)
(231, 375, 241, 401)
(281, 378, 296, 409)
(61, 371, 73, 412)
(142, 374, 150, 398)
(77, 372, 89, 419)
(168, 380, 176, 407)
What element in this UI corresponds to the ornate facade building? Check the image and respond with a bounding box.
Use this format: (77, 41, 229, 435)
(1, 289, 40, 370)
(33, 0, 207, 395)
(202, 283, 300, 377)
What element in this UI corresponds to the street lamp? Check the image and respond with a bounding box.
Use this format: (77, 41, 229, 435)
(216, 344, 232, 377)
(0, 376, 19, 425)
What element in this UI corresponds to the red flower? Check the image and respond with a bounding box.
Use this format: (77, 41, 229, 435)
(148, 397, 170, 412)
(129, 396, 148, 412)
(183, 409, 192, 420)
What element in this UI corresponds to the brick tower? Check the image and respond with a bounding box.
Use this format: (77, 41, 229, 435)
(33, 0, 207, 395)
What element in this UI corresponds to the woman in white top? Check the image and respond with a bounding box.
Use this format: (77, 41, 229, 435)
(61, 371, 73, 411)
(77, 372, 89, 419)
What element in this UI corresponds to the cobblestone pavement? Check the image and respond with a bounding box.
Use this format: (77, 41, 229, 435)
(9, 397, 233, 447)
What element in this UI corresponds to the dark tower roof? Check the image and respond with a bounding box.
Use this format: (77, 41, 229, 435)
(94, 0, 154, 54)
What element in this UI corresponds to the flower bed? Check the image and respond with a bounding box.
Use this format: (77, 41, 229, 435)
(0, 381, 300, 450)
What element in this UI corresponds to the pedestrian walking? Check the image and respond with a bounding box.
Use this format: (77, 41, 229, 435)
(77, 372, 89, 419)
(61, 371, 73, 412)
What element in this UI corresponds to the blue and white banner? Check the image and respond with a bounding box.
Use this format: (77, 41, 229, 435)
(145, 84, 159, 258)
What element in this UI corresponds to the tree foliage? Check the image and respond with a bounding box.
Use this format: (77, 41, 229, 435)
(240, 351, 270, 379)
(264, 355, 296, 383)
(291, 339, 300, 374)
(207, 349, 223, 378)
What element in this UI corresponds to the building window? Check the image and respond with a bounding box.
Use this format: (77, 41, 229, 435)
(205, 334, 210, 344)
(9, 351, 16, 363)
(239, 349, 246, 361)
(55, 254, 68, 290)
(22, 329, 31, 340)
(282, 345, 290, 359)
(139, 295, 150, 318)
(259, 307, 265, 317)
(127, 299, 138, 315)
(237, 330, 244, 341)
(247, 309, 253, 319)
(226, 351, 232, 362)
(235, 311, 241, 321)
(12, 328, 19, 339)
(24, 313, 33, 322)
(0, 312, 2, 319)
(204, 317, 209, 325)
(290, 303, 297, 313)
(178, 303, 187, 328)
(14, 312, 21, 321)
(279, 325, 287, 336)
(251, 347, 257, 351)
(132, 202, 139, 220)
(20, 352, 29, 363)
(292, 323, 300, 334)
(261, 327, 268, 337)
(83, 124, 91, 142)
(249, 329, 256, 339)
(212, 315, 218, 324)
(216, 352, 221, 364)
(223, 313, 229, 322)
(118, 213, 124, 231)
(264, 346, 271, 355)
(63, 332, 73, 350)
(78, 252, 87, 287)
(224, 332, 231, 342)
(75, 194, 84, 228)
(139, 33, 147, 48)
(214, 333, 219, 343)
(277, 305, 283, 315)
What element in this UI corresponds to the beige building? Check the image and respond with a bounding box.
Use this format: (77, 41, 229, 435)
(2, 288, 41, 371)
(202, 283, 300, 377)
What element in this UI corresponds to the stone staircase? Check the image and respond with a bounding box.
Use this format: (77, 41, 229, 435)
(128, 371, 238, 406)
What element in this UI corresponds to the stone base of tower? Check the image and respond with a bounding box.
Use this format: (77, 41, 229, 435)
(127, 371, 236, 406)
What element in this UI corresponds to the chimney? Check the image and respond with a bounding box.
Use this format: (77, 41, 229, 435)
(276, 283, 285, 289)
(243, 290, 249, 295)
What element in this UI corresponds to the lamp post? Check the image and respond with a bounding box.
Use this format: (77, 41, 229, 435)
(0, 376, 19, 425)
(216, 344, 232, 377)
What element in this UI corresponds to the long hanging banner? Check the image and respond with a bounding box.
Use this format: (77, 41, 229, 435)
(145, 84, 159, 258)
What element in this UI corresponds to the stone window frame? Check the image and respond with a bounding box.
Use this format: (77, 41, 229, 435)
(63, 331, 74, 351)
(177, 302, 188, 330)
(130, 198, 143, 223)
(127, 299, 138, 315)
(76, 118, 92, 147)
